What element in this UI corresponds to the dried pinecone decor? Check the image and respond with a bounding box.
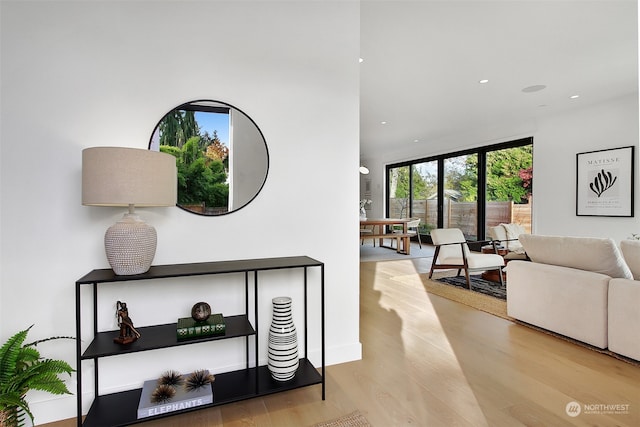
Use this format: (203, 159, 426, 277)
(150, 384, 176, 403)
(185, 369, 215, 392)
(158, 370, 184, 387)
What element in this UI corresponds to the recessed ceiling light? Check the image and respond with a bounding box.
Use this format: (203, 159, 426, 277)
(359, 58, 364, 63)
(522, 85, 547, 93)
(570, 94, 580, 99)
(413, 139, 419, 143)
(381, 121, 387, 125)
(479, 79, 489, 84)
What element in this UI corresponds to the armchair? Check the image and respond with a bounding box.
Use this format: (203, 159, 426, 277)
(428, 228, 505, 288)
(487, 223, 528, 260)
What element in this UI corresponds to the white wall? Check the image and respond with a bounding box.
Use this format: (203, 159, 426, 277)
(362, 93, 640, 243)
(533, 94, 639, 238)
(0, 1, 361, 424)
(230, 109, 268, 210)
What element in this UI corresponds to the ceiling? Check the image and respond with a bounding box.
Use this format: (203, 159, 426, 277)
(360, 0, 639, 159)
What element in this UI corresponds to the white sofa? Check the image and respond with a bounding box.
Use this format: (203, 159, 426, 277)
(507, 235, 635, 357)
(608, 240, 640, 360)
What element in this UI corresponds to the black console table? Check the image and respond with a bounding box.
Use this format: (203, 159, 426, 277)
(75, 256, 325, 426)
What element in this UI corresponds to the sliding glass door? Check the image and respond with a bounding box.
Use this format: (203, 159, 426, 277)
(485, 145, 533, 235)
(444, 153, 478, 239)
(412, 161, 438, 234)
(386, 137, 532, 242)
(388, 165, 410, 218)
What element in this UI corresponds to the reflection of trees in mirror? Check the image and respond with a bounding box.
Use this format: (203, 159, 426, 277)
(151, 99, 269, 216)
(160, 138, 229, 214)
(157, 108, 231, 215)
(158, 109, 199, 147)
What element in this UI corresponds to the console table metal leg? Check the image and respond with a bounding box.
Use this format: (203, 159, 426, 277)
(321, 264, 325, 400)
(254, 270, 259, 393)
(75, 283, 82, 427)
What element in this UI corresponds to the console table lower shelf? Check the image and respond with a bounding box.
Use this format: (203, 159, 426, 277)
(82, 359, 322, 427)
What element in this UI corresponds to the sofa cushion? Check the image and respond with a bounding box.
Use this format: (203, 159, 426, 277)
(519, 234, 633, 279)
(620, 239, 640, 280)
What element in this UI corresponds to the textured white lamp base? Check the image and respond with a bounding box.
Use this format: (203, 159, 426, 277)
(105, 213, 157, 275)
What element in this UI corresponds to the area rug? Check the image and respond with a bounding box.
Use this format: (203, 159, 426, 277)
(435, 274, 506, 300)
(360, 243, 435, 262)
(313, 410, 371, 427)
(422, 276, 510, 320)
(391, 273, 510, 320)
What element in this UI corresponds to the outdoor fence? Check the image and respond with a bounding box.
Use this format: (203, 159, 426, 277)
(389, 198, 532, 239)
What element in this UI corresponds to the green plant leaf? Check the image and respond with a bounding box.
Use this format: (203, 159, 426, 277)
(0, 326, 74, 427)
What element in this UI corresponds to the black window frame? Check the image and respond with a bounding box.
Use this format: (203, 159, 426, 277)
(385, 137, 533, 242)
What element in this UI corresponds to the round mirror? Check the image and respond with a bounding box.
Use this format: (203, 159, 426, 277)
(149, 100, 269, 215)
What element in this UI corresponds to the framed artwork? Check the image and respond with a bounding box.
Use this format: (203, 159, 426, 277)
(364, 179, 372, 196)
(576, 146, 634, 217)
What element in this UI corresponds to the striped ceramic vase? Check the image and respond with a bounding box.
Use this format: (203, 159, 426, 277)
(268, 296, 299, 381)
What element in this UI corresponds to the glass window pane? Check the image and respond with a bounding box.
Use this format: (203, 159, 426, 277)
(444, 154, 478, 240)
(411, 161, 438, 235)
(485, 145, 533, 237)
(388, 165, 410, 218)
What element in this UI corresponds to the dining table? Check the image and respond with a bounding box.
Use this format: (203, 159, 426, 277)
(359, 218, 412, 255)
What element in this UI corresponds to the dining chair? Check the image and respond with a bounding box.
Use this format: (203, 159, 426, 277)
(360, 224, 375, 246)
(405, 218, 422, 248)
(389, 217, 422, 249)
(428, 228, 505, 288)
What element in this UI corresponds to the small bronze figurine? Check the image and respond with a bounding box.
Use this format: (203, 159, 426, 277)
(114, 300, 141, 344)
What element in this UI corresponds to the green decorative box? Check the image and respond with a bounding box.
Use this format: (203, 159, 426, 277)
(176, 314, 225, 340)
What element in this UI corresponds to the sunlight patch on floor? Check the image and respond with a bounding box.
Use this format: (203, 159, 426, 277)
(371, 259, 490, 427)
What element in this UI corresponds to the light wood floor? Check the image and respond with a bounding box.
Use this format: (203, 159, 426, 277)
(44, 258, 640, 426)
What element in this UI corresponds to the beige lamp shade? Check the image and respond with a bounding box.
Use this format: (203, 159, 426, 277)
(82, 147, 177, 275)
(82, 147, 177, 207)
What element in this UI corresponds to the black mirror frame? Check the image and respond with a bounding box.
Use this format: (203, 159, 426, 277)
(149, 99, 269, 216)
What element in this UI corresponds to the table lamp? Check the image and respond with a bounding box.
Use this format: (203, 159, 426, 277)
(82, 147, 177, 275)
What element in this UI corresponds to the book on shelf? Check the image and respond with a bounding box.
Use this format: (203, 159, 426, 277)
(137, 371, 213, 419)
(177, 313, 225, 340)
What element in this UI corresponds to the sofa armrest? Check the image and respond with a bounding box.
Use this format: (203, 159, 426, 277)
(609, 278, 640, 361)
